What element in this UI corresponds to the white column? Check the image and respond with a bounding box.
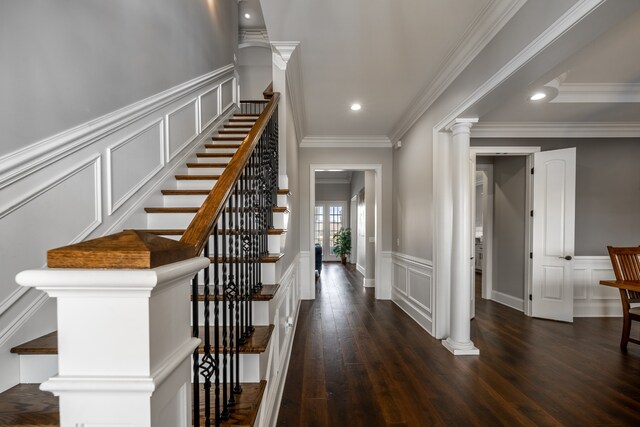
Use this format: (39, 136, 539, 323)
(271, 41, 299, 189)
(442, 119, 480, 356)
(16, 257, 209, 427)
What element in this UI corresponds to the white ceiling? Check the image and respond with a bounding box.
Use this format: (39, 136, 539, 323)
(475, 6, 640, 125)
(239, 0, 266, 30)
(261, 0, 516, 139)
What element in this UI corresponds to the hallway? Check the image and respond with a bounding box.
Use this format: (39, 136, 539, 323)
(277, 263, 640, 426)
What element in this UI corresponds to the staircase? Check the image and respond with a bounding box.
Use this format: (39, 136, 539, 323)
(0, 97, 291, 426)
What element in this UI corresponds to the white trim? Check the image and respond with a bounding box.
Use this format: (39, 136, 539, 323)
(363, 278, 376, 288)
(389, 0, 528, 142)
(285, 47, 307, 141)
(470, 146, 540, 155)
(106, 119, 165, 215)
(0, 287, 29, 318)
(0, 64, 235, 189)
(165, 98, 199, 162)
(392, 252, 433, 269)
(316, 178, 350, 185)
(392, 288, 433, 335)
(301, 136, 392, 148)
(434, 0, 606, 132)
(391, 252, 434, 335)
(356, 264, 365, 276)
(552, 83, 640, 103)
(473, 122, 640, 138)
(573, 255, 621, 317)
(239, 29, 270, 49)
(220, 76, 237, 112)
(198, 86, 221, 132)
(491, 290, 524, 312)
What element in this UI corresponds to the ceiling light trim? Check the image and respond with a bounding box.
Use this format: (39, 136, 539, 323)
(472, 122, 640, 138)
(301, 136, 392, 148)
(389, 0, 529, 142)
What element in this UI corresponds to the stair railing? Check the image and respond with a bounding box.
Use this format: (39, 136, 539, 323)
(181, 90, 279, 426)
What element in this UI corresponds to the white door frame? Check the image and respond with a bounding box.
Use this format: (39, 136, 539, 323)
(309, 164, 385, 299)
(350, 195, 358, 264)
(470, 147, 540, 316)
(314, 200, 348, 261)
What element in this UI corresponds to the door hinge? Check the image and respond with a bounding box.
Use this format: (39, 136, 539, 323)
(530, 210, 533, 217)
(530, 252, 533, 259)
(529, 294, 532, 301)
(531, 167, 534, 174)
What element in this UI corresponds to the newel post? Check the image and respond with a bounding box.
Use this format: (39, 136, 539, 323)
(16, 230, 208, 427)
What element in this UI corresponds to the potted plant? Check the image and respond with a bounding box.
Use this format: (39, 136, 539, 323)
(332, 228, 351, 265)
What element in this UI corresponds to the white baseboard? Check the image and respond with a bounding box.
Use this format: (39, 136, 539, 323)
(491, 290, 524, 312)
(363, 278, 375, 288)
(573, 256, 621, 317)
(392, 288, 433, 335)
(356, 264, 365, 276)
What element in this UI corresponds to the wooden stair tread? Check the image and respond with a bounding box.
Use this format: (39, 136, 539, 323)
(233, 114, 260, 117)
(143, 228, 286, 236)
(198, 325, 273, 354)
(12, 326, 273, 356)
(229, 118, 257, 123)
(0, 384, 59, 425)
(224, 124, 253, 129)
(196, 153, 234, 158)
(194, 284, 280, 302)
(277, 188, 291, 195)
(198, 381, 266, 427)
(212, 136, 245, 141)
(185, 163, 229, 168)
(175, 175, 221, 180)
(205, 143, 242, 148)
(218, 130, 249, 134)
(210, 253, 283, 264)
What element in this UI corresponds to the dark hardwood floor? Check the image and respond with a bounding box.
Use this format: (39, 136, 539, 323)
(276, 264, 640, 426)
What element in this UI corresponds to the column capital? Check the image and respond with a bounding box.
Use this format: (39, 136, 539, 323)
(271, 41, 300, 70)
(445, 118, 478, 134)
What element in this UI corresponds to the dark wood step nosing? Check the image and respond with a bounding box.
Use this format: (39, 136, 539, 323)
(210, 253, 284, 264)
(145, 207, 286, 214)
(144, 228, 287, 236)
(193, 284, 280, 302)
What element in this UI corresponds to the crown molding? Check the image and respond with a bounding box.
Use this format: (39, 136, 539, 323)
(271, 41, 300, 70)
(550, 83, 640, 103)
(300, 136, 392, 148)
(239, 29, 269, 48)
(389, 0, 528, 142)
(472, 122, 640, 138)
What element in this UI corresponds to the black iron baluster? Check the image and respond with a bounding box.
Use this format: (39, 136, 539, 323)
(234, 185, 243, 395)
(221, 208, 229, 420)
(192, 271, 200, 425)
(227, 192, 236, 407)
(199, 243, 213, 427)
(212, 226, 220, 426)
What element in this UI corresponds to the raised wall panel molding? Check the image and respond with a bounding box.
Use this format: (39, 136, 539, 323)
(165, 99, 199, 162)
(573, 256, 621, 317)
(390, 0, 528, 142)
(300, 136, 392, 148)
(199, 86, 221, 132)
(0, 64, 235, 190)
(391, 252, 433, 335)
(0, 292, 48, 349)
(107, 119, 165, 215)
(473, 122, 640, 138)
(221, 77, 236, 112)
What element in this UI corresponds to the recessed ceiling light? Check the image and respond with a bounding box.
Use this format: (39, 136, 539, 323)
(530, 92, 546, 101)
(350, 103, 361, 111)
(244, 13, 251, 19)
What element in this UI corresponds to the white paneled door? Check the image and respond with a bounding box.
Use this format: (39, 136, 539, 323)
(531, 148, 576, 322)
(314, 201, 347, 261)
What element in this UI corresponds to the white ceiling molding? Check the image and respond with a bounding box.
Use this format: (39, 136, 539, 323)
(389, 0, 528, 142)
(271, 41, 300, 70)
(550, 83, 640, 103)
(434, 0, 608, 132)
(472, 122, 640, 138)
(285, 48, 307, 143)
(239, 29, 270, 49)
(300, 136, 392, 148)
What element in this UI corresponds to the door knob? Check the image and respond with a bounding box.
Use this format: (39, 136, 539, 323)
(559, 255, 572, 261)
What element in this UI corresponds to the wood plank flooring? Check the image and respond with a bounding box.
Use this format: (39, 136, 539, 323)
(276, 264, 640, 426)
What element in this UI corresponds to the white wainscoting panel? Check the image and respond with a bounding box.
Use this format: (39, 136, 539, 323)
(199, 87, 220, 132)
(0, 64, 238, 393)
(573, 256, 620, 317)
(221, 78, 236, 111)
(165, 99, 199, 162)
(391, 252, 433, 335)
(107, 119, 164, 214)
(0, 156, 101, 306)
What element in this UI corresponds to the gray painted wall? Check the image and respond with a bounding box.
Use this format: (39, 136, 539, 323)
(238, 46, 272, 99)
(491, 156, 526, 300)
(0, 0, 238, 157)
(472, 138, 640, 255)
(315, 182, 351, 202)
(350, 171, 365, 197)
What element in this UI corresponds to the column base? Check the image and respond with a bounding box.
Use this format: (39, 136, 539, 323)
(442, 338, 480, 356)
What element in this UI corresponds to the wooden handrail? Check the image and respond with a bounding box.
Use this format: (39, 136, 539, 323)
(180, 92, 280, 255)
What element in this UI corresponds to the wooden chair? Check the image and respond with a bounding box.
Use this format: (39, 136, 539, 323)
(606, 246, 640, 350)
